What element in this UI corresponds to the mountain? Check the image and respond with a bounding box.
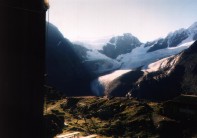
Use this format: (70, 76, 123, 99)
(99, 33, 142, 59)
(147, 22, 197, 52)
(117, 22, 197, 69)
(46, 22, 197, 98)
(133, 40, 197, 100)
(46, 23, 93, 96)
(72, 44, 121, 75)
(100, 40, 197, 100)
(46, 23, 120, 95)
(91, 70, 131, 96)
(117, 41, 194, 69)
(83, 49, 121, 74)
(94, 22, 197, 70)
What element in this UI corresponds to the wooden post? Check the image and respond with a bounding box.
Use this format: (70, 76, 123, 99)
(0, 0, 46, 138)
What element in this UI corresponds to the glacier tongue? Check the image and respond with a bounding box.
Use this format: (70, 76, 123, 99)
(91, 70, 131, 96)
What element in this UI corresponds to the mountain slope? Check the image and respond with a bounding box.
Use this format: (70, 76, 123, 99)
(46, 23, 121, 95)
(71, 43, 121, 75)
(133, 41, 197, 100)
(147, 22, 197, 52)
(99, 33, 142, 59)
(95, 41, 197, 100)
(96, 22, 197, 70)
(117, 41, 194, 69)
(46, 23, 92, 96)
(46, 22, 197, 97)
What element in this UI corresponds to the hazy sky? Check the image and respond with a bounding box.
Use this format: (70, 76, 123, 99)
(48, 0, 197, 42)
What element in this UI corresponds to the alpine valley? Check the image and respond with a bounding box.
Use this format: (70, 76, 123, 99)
(45, 22, 197, 138)
(46, 22, 197, 100)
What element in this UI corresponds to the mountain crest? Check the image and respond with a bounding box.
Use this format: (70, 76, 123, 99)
(100, 33, 142, 59)
(188, 22, 197, 30)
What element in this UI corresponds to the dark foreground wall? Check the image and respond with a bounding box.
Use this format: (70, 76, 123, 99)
(0, 0, 46, 138)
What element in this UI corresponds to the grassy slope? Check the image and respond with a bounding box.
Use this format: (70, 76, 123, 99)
(46, 97, 189, 138)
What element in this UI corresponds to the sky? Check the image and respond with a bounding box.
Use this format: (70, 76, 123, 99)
(48, 0, 197, 43)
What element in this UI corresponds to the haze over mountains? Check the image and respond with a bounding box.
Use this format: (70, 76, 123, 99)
(46, 22, 197, 99)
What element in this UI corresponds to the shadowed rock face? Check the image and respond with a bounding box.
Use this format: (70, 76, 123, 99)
(46, 23, 121, 96)
(147, 38, 168, 52)
(147, 30, 189, 52)
(46, 23, 93, 96)
(99, 33, 142, 59)
(185, 40, 197, 54)
(147, 27, 196, 52)
(180, 41, 197, 93)
(137, 41, 197, 100)
(105, 65, 185, 101)
(105, 70, 144, 97)
(133, 65, 185, 101)
(194, 33, 197, 40)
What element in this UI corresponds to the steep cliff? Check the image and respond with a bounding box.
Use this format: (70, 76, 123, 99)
(46, 23, 93, 96)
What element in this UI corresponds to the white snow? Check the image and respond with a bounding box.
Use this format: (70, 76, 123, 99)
(85, 50, 121, 74)
(188, 22, 197, 34)
(117, 22, 196, 70)
(167, 28, 186, 47)
(98, 70, 131, 87)
(175, 34, 195, 47)
(143, 52, 182, 74)
(90, 22, 197, 96)
(91, 70, 131, 96)
(143, 56, 172, 72)
(117, 40, 194, 69)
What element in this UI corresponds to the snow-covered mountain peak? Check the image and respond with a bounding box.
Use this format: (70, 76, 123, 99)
(100, 33, 142, 59)
(123, 33, 135, 39)
(188, 22, 197, 30)
(117, 40, 194, 69)
(167, 28, 186, 38)
(109, 33, 141, 45)
(188, 22, 197, 34)
(166, 28, 188, 47)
